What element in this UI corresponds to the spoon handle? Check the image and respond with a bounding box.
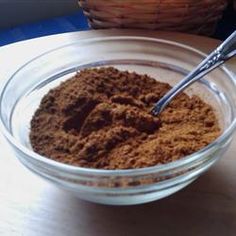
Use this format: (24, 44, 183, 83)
(152, 30, 236, 116)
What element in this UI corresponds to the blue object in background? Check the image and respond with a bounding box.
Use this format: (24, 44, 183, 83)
(0, 11, 89, 46)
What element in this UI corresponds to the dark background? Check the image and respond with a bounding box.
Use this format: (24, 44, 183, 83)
(0, 1, 235, 47)
(214, 2, 236, 40)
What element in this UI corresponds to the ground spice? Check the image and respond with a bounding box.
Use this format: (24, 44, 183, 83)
(30, 67, 221, 170)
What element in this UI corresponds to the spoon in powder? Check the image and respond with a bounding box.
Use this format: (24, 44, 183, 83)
(152, 30, 236, 116)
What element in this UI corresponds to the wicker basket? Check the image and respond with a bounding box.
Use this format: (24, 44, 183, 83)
(79, 0, 228, 35)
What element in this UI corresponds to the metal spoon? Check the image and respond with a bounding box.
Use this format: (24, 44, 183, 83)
(152, 30, 236, 116)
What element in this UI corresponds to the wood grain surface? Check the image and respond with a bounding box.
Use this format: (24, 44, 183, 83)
(0, 30, 235, 236)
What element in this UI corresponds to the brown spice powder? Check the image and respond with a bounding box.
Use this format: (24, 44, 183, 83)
(30, 67, 221, 170)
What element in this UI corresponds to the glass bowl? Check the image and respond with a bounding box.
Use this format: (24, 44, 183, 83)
(0, 37, 236, 205)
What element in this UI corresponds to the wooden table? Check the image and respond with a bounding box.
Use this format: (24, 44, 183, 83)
(0, 30, 236, 236)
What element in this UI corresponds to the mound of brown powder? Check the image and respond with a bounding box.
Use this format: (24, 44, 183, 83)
(30, 67, 220, 169)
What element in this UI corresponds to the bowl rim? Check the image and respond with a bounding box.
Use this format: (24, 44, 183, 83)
(0, 36, 236, 176)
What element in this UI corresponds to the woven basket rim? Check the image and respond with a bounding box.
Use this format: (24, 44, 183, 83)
(79, 0, 228, 35)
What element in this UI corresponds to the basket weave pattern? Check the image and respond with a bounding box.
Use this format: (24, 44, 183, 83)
(79, 0, 228, 35)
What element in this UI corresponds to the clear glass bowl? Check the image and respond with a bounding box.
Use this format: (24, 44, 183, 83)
(0, 37, 236, 205)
